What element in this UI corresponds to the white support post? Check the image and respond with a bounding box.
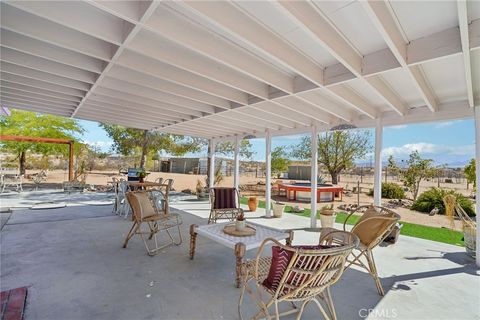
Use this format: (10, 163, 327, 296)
(209, 138, 215, 189)
(233, 135, 240, 190)
(374, 119, 383, 206)
(474, 106, 480, 267)
(265, 129, 272, 217)
(310, 126, 318, 228)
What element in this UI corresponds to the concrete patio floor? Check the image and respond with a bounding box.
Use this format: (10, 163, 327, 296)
(1, 196, 479, 320)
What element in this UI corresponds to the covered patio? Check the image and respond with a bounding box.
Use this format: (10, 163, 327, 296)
(1, 197, 478, 319)
(1, 0, 480, 319)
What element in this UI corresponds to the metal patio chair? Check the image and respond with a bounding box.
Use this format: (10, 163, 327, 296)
(343, 205, 401, 296)
(239, 230, 359, 320)
(1, 174, 23, 193)
(123, 189, 183, 256)
(208, 187, 243, 224)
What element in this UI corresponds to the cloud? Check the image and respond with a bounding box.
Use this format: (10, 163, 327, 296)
(382, 142, 474, 157)
(385, 125, 407, 130)
(434, 121, 459, 128)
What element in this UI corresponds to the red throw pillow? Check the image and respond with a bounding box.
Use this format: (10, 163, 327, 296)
(263, 245, 334, 291)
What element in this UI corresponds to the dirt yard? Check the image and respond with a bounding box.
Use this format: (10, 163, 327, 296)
(21, 169, 470, 231)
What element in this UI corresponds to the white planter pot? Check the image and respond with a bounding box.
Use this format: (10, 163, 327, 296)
(320, 213, 337, 228)
(235, 220, 246, 231)
(272, 203, 286, 218)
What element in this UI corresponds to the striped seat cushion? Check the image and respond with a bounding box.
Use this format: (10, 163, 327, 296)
(213, 188, 237, 209)
(263, 245, 335, 291)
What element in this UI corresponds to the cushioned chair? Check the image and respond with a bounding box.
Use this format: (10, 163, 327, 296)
(208, 187, 243, 224)
(343, 205, 400, 296)
(239, 230, 359, 320)
(123, 189, 182, 256)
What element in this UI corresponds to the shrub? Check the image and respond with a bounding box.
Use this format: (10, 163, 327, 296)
(411, 188, 475, 217)
(367, 182, 405, 199)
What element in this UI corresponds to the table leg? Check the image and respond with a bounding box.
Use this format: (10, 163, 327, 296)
(286, 230, 294, 246)
(234, 242, 246, 288)
(189, 224, 198, 260)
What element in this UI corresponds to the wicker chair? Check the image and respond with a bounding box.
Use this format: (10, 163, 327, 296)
(123, 189, 182, 256)
(208, 187, 243, 224)
(343, 205, 400, 296)
(239, 230, 359, 320)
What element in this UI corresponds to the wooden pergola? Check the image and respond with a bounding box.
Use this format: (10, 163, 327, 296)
(0, 135, 74, 181)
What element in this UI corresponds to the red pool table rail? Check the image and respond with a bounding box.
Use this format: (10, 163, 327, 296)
(277, 183, 343, 202)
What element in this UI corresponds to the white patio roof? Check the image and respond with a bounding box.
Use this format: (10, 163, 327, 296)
(1, 1, 479, 139)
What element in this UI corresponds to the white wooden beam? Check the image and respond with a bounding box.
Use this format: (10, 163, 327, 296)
(107, 65, 230, 110)
(92, 86, 209, 117)
(374, 119, 383, 206)
(71, 1, 160, 117)
(295, 89, 358, 121)
(97, 77, 217, 114)
(1, 81, 81, 103)
(1, 72, 86, 97)
(0, 89, 78, 107)
(265, 129, 272, 217)
(209, 139, 216, 188)
(0, 95, 75, 110)
(458, 0, 474, 107)
(6, 1, 132, 45)
(183, 1, 324, 86)
(116, 50, 248, 105)
(78, 106, 171, 126)
(86, 94, 198, 120)
(324, 85, 378, 119)
(145, 6, 294, 93)
(361, 0, 438, 112)
(128, 30, 269, 99)
(1, 47, 97, 83)
(0, 100, 73, 116)
(278, 1, 405, 116)
(1, 29, 105, 74)
(0, 62, 91, 91)
(81, 101, 183, 123)
(473, 106, 480, 266)
(233, 135, 240, 191)
(252, 101, 313, 127)
(310, 125, 318, 228)
(1, 3, 115, 61)
(273, 96, 334, 124)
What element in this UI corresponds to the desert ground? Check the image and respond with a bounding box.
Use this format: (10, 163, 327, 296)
(14, 169, 471, 231)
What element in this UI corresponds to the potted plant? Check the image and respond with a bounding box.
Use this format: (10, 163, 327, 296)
(196, 179, 209, 200)
(248, 196, 258, 212)
(319, 204, 337, 228)
(272, 201, 286, 218)
(235, 211, 246, 231)
(136, 169, 148, 183)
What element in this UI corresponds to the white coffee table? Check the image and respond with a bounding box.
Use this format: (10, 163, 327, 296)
(189, 221, 292, 287)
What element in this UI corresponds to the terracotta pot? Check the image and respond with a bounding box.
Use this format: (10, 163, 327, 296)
(247, 197, 258, 212)
(139, 176, 145, 183)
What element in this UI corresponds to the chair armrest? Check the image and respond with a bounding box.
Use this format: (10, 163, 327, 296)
(252, 237, 284, 280)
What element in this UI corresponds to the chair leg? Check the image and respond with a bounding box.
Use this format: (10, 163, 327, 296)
(324, 287, 337, 320)
(295, 300, 310, 320)
(366, 250, 385, 296)
(123, 221, 139, 248)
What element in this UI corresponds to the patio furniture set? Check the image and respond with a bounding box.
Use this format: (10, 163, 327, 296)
(120, 185, 400, 319)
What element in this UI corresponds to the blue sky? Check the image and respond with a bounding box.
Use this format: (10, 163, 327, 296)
(78, 118, 475, 167)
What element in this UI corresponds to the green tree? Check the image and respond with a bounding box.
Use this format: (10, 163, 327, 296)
(101, 124, 203, 168)
(0, 109, 83, 175)
(464, 158, 476, 189)
(398, 151, 437, 200)
(271, 146, 290, 178)
(385, 154, 398, 182)
(290, 130, 371, 184)
(214, 139, 254, 159)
